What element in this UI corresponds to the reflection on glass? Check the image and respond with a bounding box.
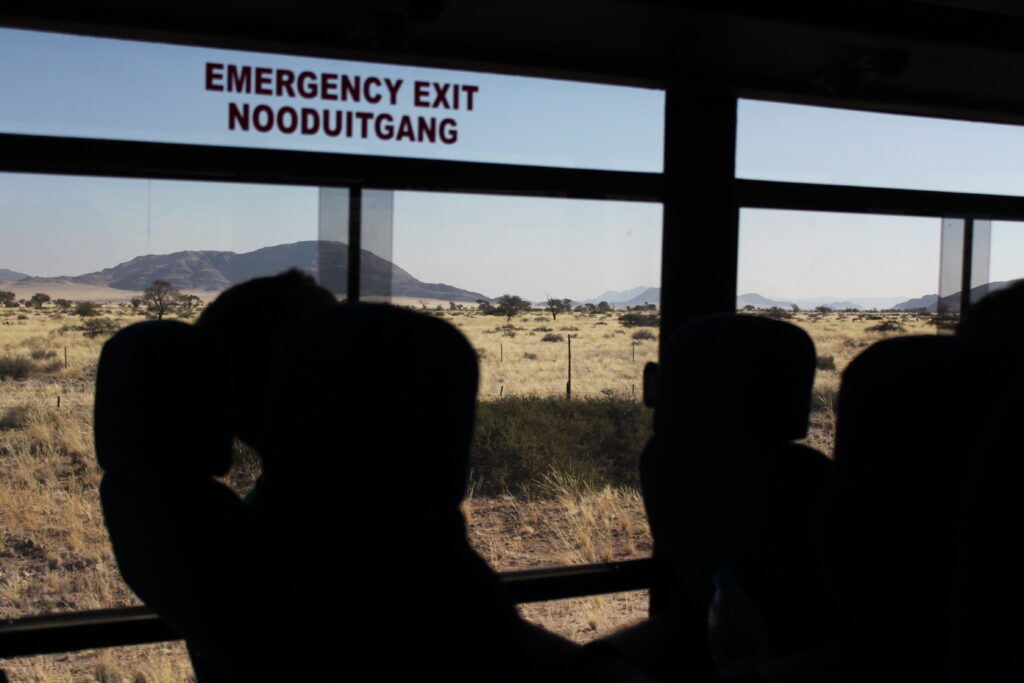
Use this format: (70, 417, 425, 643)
(987, 221, 1024, 290)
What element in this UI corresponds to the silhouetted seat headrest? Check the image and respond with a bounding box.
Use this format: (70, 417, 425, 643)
(265, 303, 478, 513)
(833, 334, 1015, 488)
(655, 313, 816, 446)
(95, 320, 233, 479)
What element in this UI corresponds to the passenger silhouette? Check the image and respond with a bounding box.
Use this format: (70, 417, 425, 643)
(95, 320, 285, 681)
(98, 270, 334, 681)
(194, 268, 335, 510)
(951, 284, 1024, 682)
(956, 278, 1024, 344)
(820, 335, 1017, 682)
(591, 313, 831, 681)
(258, 302, 580, 682)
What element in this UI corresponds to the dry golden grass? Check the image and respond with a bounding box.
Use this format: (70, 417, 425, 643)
(0, 303, 931, 679)
(432, 309, 658, 399)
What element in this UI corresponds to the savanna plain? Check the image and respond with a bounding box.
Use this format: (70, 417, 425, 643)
(0, 300, 936, 681)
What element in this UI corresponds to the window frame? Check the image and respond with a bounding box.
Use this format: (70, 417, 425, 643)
(5, 19, 1024, 661)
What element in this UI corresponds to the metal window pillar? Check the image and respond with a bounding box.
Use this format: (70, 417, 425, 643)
(652, 86, 737, 629)
(660, 86, 739, 348)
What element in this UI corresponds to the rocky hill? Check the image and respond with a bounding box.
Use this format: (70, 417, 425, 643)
(16, 241, 490, 302)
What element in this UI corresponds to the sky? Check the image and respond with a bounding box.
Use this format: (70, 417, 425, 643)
(1, 28, 1023, 302)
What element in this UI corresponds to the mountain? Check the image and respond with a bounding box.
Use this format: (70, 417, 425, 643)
(0, 268, 29, 281)
(621, 287, 660, 308)
(890, 293, 939, 312)
(18, 241, 491, 302)
(891, 279, 1018, 312)
(736, 292, 796, 309)
(584, 286, 651, 305)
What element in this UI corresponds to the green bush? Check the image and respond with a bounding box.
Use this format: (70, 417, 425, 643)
(471, 396, 652, 497)
(618, 312, 659, 328)
(632, 329, 656, 341)
(541, 332, 563, 342)
(867, 320, 906, 334)
(74, 301, 101, 317)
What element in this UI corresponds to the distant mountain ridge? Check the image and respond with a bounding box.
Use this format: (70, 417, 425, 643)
(891, 279, 1019, 312)
(16, 241, 491, 302)
(584, 286, 651, 304)
(0, 268, 29, 281)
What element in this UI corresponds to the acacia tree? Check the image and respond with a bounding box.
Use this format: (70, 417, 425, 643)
(142, 279, 181, 320)
(28, 292, 50, 309)
(495, 294, 529, 322)
(0, 291, 15, 307)
(545, 297, 571, 321)
(177, 294, 203, 317)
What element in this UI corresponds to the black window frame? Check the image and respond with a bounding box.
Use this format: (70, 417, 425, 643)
(5, 18, 1024, 662)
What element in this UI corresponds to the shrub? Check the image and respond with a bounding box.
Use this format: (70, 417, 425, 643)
(541, 332, 563, 342)
(618, 312, 659, 328)
(0, 405, 30, 430)
(816, 354, 836, 371)
(74, 301, 101, 317)
(81, 318, 120, 339)
(535, 326, 553, 332)
(523, 352, 538, 360)
(29, 349, 57, 361)
(471, 396, 651, 496)
(867, 320, 906, 334)
(760, 306, 793, 320)
(632, 329, 656, 341)
(0, 355, 37, 380)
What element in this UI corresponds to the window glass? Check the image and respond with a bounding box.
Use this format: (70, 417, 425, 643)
(375, 191, 661, 641)
(0, 171, 340, 637)
(1, 172, 659, 656)
(738, 209, 942, 453)
(737, 99, 1024, 196)
(0, 28, 664, 172)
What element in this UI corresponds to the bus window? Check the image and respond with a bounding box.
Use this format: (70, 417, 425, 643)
(738, 209, 941, 453)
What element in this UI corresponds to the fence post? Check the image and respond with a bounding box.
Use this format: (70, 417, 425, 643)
(566, 336, 572, 400)
(64, 347, 68, 369)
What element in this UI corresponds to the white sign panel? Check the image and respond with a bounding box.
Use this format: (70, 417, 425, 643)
(0, 29, 664, 172)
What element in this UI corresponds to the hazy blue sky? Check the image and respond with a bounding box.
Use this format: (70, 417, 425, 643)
(1, 28, 1022, 302)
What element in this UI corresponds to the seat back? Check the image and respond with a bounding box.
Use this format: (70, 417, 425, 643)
(261, 303, 532, 681)
(642, 313, 831, 660)
(823, 335, 1016, 680)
